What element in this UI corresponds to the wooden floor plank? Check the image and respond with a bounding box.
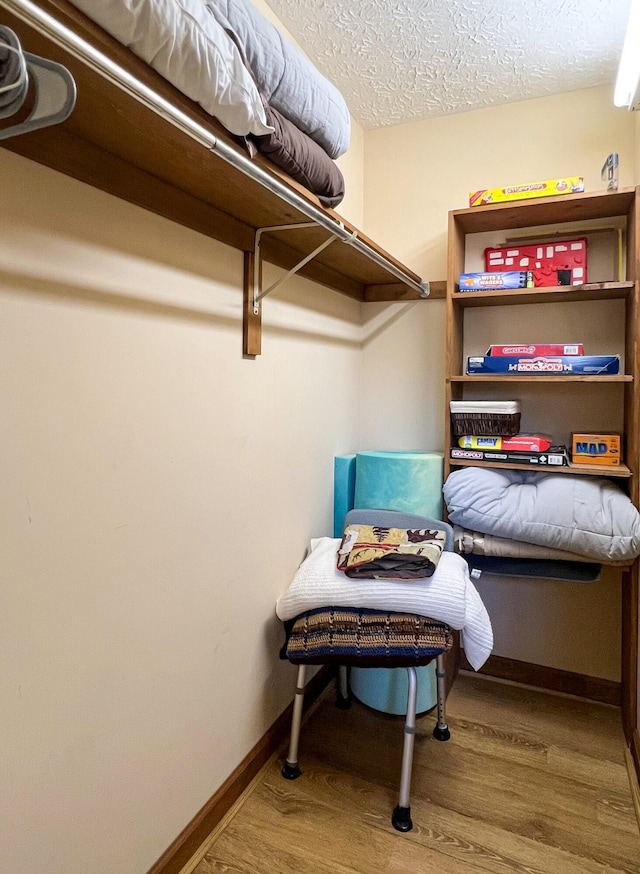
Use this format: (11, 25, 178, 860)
(256, 758, 634, 874)
(194, 673, 640, 874)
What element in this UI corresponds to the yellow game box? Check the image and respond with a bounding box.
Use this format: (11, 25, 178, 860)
(571, 432, 621, 466)
(470, 177, 584, 208)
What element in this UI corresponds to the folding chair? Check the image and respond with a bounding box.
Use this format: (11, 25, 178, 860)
(280, 509, 454, 832)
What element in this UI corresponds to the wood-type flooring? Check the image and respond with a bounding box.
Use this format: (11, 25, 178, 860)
(194, 672, 640, 874)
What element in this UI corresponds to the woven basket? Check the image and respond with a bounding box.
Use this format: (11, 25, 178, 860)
(451, 411, 521, 437)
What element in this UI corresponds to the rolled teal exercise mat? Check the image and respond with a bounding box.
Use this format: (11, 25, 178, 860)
(333, 454, 357, 537)
(354, 451, 444, 519)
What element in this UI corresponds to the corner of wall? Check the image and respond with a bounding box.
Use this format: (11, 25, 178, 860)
(635, 111, 640, 183)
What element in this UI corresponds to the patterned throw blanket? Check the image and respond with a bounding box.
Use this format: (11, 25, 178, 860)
(337, 525, 446, 580)
(283, 607, 453, 666)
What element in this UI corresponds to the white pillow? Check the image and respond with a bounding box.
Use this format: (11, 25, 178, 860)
(69, 0, 273, 136)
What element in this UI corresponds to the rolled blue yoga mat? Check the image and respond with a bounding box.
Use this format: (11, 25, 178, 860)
(335, 449, 445, 715)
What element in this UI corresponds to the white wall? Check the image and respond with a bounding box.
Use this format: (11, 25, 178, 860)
(361, 86, 637, 680)
(0, 148, 363, 874)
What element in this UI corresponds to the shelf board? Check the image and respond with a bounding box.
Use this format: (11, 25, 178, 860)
(452, 188, 637, 234)
(448, 458, 632, 478)
(449, 375, 632, 383)
(452, 281, 635, 307)
(0, 0, 424, 303)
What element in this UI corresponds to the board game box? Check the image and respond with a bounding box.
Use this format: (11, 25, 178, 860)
(466, 355, 620, 375)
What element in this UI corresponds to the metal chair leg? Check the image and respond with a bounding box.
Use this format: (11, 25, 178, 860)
(433, 653, 451, 741)
(336, 665, 351, 709)
(392, 665, 417, 832)
(282, 664, 306, 779)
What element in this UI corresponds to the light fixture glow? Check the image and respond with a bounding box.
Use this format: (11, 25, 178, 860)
(615, 0, 640, 109)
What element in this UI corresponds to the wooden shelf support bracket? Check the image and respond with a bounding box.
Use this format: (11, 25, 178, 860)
(243, 221, 356, 357)
(252, 222, 354, 314)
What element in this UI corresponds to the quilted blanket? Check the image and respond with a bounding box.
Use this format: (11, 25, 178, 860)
(444, 467, 640, 562)
(207, 0, 351, 158)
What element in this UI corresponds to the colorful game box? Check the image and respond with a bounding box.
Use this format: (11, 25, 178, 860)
(466, 355, 620, 375)
(457, 435, 552, 452)
(484, 237, 587, 287)
(486, 344, 583, 357)
(459, 271, 530, 291)
(571, 432, 621, 466)
(469, 177, 584, 207)
(450, 447, 569, 466)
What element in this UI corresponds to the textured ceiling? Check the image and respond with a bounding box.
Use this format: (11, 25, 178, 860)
(265, 0, 632, 128)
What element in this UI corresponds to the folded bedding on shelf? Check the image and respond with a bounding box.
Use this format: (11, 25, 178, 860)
(68, 0, 274, 137)
(453, 525, 631, 565)
(461, 554, 602, 583)
(275, 536, 493, 669)
(249, 99, 345, 207)
(206, 0, 351, 158)
(444, 467, 640, 563)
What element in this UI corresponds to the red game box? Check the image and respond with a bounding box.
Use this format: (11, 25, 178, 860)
(484, 238, 587, 287)
(486, 343, 584, 356)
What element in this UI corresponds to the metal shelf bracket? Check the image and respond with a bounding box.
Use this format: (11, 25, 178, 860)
(252, 221, 357, 315)
(244, 220, 358, 357)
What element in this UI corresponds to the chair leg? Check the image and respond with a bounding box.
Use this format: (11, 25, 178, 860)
(336, 665, 351, 709)
(392, 665, 417, 832)
(433, 653, 451, 742)
(282, 664, 306, 780)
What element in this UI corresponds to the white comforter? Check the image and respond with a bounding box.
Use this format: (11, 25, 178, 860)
(276, 537, 493, 670)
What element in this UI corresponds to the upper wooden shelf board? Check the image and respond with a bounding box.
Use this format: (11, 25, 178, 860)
(450, 375, 633, 383)
(451, 187, 638, 235)
(0, 0, 427, 303)
(451, 281, 635, 307)
(448, 457, 633, 478)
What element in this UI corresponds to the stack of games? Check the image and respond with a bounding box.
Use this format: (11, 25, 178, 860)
(451, 433, 569, 467)
(466, 342, 619, 376)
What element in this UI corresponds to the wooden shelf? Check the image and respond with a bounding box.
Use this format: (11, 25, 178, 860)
(449, 375, 632, 383)
(452, 281, 635, 307)
(451, 188, 638, 235)
(0, 0, 425, 304)
(448, 457, 632, 478)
